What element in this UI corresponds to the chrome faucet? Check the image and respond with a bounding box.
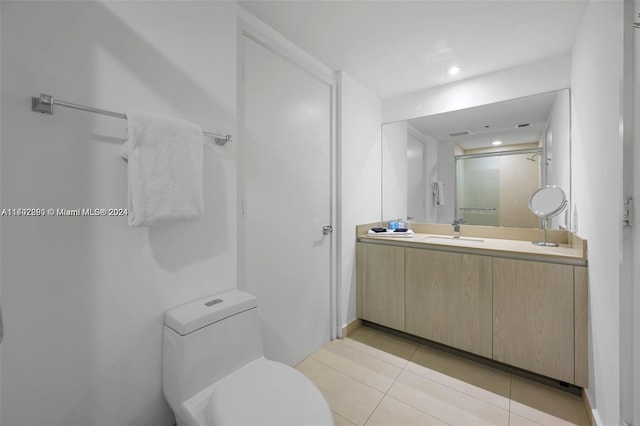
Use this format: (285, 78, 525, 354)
(452, 218, 465, 238)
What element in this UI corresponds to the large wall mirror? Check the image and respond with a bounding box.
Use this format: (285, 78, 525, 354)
(382, 89, 571, 230)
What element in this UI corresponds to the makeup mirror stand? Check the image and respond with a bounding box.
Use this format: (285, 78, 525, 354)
(528, 186, 568, 247)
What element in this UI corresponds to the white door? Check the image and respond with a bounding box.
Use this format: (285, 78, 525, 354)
(633, 3, 640, 425)
(407, 135, 425, 222)
(239, 35, 333, 366)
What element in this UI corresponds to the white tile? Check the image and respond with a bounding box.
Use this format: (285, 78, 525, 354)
(407, 346, 511, 410)
(296, 357, 384, 426)
(342, 337, 409, 369)
(333, 411, 357, 426)
(510, 377, 589, 426)
(366, 395, 449, 426)
(509, 412, 543, 426)
(347, 326, 419, 362)
(388, 370, 510, 426)
(320, 327, 589, 426)
(312, 340, 402, 392)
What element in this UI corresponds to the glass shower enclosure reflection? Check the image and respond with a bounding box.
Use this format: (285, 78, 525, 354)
(455, 150, 541, 228)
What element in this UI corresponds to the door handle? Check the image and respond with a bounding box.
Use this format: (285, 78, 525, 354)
(323, 225, 333, 235)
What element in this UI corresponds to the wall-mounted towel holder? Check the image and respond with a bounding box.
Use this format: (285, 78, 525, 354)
(31, 93, 232, 146)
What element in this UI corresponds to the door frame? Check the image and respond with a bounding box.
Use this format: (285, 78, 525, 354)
(632, 2, 640, 424)
(622, 1, 639, 424)
(237, 8, 338, 341)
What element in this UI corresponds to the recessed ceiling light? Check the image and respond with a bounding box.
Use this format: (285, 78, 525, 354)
(447, 66, 462, 76)
(492, 140, 503, 146)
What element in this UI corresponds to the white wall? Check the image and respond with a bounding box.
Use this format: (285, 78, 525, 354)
(0, 1, 237, 425)
(546, 89, 571, 229)
(406, 125, 438, 224)
(570, 1, 624, 425)
(423, 132, 439, 223)
(407, 129, 425, 222)
(383, 54, 571, 124)
(337, 71, 382, 330)
(381, 121, 408, 221)
(436, 141, 457, 224)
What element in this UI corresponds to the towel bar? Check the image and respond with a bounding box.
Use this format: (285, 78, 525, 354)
(31, 93, 232, 146)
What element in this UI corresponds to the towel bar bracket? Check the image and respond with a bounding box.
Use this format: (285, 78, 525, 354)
(31, 93, 233, 146)
(213, 134, 232, 146)
(32, 94, 54, 114)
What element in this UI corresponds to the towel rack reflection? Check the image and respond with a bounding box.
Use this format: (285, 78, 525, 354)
(31, 93, 232, 146)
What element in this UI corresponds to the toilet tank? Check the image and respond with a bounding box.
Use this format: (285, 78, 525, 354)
(162, 290, 264, 409)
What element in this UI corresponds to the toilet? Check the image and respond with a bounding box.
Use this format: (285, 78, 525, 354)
(162, 289, 334, 426)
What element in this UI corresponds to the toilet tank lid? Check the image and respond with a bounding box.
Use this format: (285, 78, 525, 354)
(164, 290, 257, 336)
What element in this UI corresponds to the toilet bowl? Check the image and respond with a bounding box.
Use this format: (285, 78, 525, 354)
(162, 289, 333, 426)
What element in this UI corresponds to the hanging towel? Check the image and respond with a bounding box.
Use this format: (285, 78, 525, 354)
(432, 181, 445, 206)
(121, 111, 204, 227)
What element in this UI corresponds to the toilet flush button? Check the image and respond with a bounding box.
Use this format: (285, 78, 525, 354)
(205, 298, 223, 307)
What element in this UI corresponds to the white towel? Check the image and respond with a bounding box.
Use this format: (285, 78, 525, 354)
(121, 111, 204, 227)
(432, 181, 445, 206)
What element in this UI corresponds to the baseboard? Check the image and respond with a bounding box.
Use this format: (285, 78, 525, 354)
(582, 391, 602, 426)
(341, 318, 362, 338)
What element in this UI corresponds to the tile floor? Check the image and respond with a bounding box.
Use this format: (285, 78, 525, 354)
(295, 325, 590, 426)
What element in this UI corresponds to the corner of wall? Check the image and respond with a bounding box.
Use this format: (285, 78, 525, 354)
(570, 1, 625, 425)
(337, 72, 382, 330)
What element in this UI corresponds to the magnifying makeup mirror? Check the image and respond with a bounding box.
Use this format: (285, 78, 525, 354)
(528, 185, 567, 247)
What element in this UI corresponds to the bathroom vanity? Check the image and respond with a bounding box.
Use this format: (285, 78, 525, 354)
(355, 222, 588, 388)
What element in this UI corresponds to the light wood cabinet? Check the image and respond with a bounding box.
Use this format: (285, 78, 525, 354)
(356, 241, 587, 386)
(356, 243, 405, 331)
(405, 248, 492, 358)
(493, 258, 575, 383)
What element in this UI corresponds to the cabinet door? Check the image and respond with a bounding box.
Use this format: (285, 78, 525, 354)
(405, 248, 492, 358)
(493, 258, 574, 383)
(357, 243, 405, 331)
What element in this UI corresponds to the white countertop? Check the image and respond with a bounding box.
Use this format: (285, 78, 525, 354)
(358, 232, 587, 266)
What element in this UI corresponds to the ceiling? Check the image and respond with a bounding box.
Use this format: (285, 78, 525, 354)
(239, 0, 588, 100)
(409, 90, 559, 150)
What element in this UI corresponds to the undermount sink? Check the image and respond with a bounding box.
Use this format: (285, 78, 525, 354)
(424, 236, 485, 247)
